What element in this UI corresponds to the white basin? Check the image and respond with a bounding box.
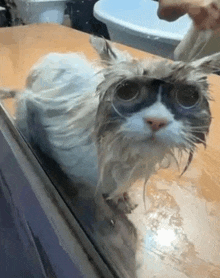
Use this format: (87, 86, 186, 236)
(94, 0, 192, 58)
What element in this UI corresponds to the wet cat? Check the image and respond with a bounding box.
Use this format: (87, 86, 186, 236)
(1, 36, 218, 212)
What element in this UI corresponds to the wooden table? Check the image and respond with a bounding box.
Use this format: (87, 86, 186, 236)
(1, 23, 220, 277)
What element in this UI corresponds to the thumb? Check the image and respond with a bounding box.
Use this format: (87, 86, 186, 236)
(157, 3, 186, 21)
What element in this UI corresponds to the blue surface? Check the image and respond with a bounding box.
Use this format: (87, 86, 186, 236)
(94, 0, 192, 41)
(0, 124, 85, 278)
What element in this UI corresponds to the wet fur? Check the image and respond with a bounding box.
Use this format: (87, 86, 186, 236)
(1, 36, 218, 210)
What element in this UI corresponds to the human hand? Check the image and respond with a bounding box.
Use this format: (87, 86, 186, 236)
(157, 0, 220, 30)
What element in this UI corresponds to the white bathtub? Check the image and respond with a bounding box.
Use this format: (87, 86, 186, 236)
(94, 0, 192, 58)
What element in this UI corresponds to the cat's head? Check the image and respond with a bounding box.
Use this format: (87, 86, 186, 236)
(90, 36, 217, 172)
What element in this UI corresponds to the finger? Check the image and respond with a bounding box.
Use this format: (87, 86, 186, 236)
(157, 6, 186, 21)
(189, 3, 220, 30)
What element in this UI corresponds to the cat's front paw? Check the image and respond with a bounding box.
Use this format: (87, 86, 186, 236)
(103, 192, 138, 214)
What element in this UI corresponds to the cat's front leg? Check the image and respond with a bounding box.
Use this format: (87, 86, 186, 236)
(98, 161, 138, 213)
(101, 168, 139, 213)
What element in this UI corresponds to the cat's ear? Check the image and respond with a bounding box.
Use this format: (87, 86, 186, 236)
(90, 36, 132, 64)
(191, 52, 220, 75)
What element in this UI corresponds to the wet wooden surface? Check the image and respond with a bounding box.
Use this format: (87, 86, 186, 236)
(1, 23, 220, 277)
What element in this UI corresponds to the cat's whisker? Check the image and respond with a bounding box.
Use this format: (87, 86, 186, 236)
(143, 178, 148, 211)
(183, 137, 197, 149)
(187, 128, 209, 133)
(189, 133, 207, 144)
(188, 125, 210, 130)
(185, 134, 207, 148)
(188, 129, 209, 133)
(194, 138, 207, 147)
(184, 136, 197, 144)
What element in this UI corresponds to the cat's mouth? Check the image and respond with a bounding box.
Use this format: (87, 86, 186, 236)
(150, 134, 156, 141)
(147, 132, 173, 147)
(142, 133, 161, 145)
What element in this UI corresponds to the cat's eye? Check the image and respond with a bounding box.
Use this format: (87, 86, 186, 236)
(115, 81, 140, 101)
(176, 87, 201, 109)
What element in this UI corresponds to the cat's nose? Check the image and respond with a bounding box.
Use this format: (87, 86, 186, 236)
(145, 118, 168, 132)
